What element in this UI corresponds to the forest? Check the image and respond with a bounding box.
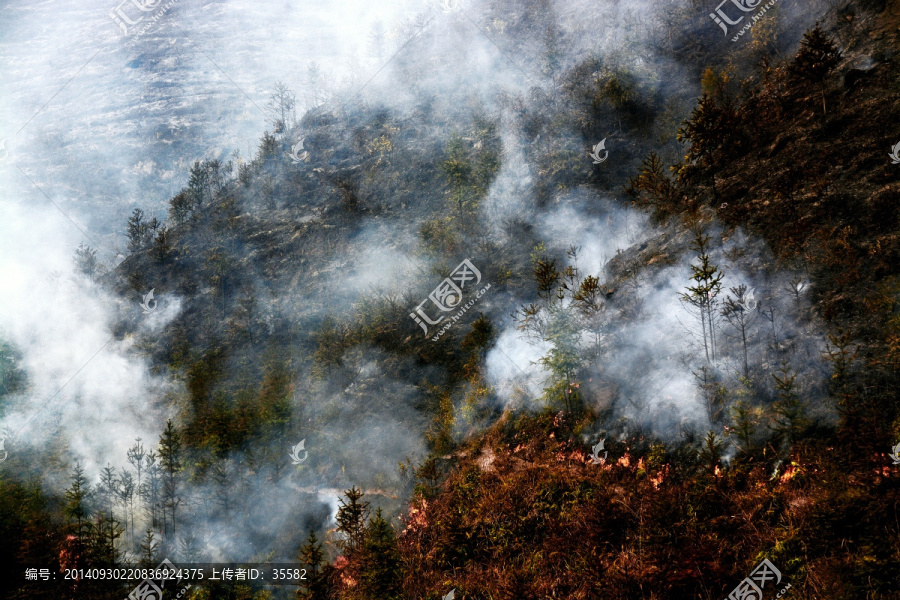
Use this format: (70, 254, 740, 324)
(1, 0, 899, 598)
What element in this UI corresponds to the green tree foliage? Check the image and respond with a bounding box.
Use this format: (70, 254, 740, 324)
(770, 362, 810, 449)
(592, 67, 655, 131)
(680, 229, 724, 366)
(64, 462, 92, 533)
(297, 531, 331, 600)
(126, 208, 159, 253)
(790, 25, 841, 115)
(258, 131, 279, 162)
(675, 93, 743, 190)
(698, 430, 724, 476)
(694, 365, 726, 425)
(256, 355, 293, 432)
(139, 528, 158, 568)
(0, 339, 26, 397)
(442, 135, 473, 217)
(728, 396, 762, 458)
(359, 508, 402, 599)
(625, 151, 677, 218)
(152, 225, 174, 263)
(1, 480, 62, 600)
(187, 160, 211, 211)
(168, 190, 191, 225)
(336, 487, 369, 554)
(73, 243, 99, 281)
(158, 420, 182, 543)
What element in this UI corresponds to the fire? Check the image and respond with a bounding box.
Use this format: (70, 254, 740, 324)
(333, 556, 357, 588)
(618, 454, 631, 467)
(402, 498, 429, 535)
(651, 465, 670, 489)
(59, 535, 81, 571)
(779, 462, 802, 483)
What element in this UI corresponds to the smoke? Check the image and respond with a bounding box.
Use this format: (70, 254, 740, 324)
(484, 213, 832, 439)
(0, 199, 177, 482)
(0, 0, 846, 564)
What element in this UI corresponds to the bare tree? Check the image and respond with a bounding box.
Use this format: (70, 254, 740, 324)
(368, 20, 387, 62)
(305, 62, 326, 109)
(721, 284, 758, 378)
(786, 276, 806, 315)
(268, 81, 297, 133)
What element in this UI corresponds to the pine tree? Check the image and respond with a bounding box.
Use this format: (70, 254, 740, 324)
(158, 420, 182, 544)
(98, 464, 118, 523)
(533, 257, 561, 303)
(693, 366, 726, 425)
(212, 460, 230, 513)
(297, 530, 331, 600)
(139, 528, 158, 568)
(73, 243, 99, 282)
(336, 487, 369, 554)
(360, 508, 401, 599)
(790, 25, 841, 115)
(141, 450, 163, 532)
(729, 398, 760, 457)
(118, 469, 135, 544)
(698, 431, 723, 476)
(64, 463, 92, 534)
(680, 229, 724, 366)
(89, 513, 121, 566)
(258, 132, 279, 161)
(127, 438, 146, 500)
(179, 533, 203, 563)
(675, 93, 742, 191)
(442, 135, 473, 219)
(187, 160, 210, 210)
(771, 362, 810, 448)
(126, 208, 148, 253)
(169, 190, 192, 225)
(152, 225, 174, 263)
(625, 151, 676, 217)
